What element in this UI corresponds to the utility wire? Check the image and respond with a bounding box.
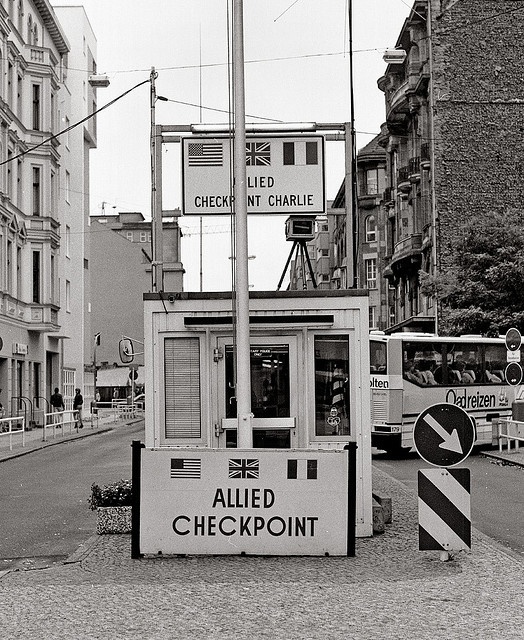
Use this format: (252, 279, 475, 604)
(0, 77, 150, 167)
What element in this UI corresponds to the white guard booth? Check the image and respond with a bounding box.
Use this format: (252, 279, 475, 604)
(136, 290, 373, 556)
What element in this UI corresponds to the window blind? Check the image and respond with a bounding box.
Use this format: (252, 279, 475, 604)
(164, 337, 201, 439)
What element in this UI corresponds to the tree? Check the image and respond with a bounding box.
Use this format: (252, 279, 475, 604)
(420, 210, 524, 336)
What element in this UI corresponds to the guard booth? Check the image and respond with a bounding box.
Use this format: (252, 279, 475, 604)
(136, 290, 373, 556)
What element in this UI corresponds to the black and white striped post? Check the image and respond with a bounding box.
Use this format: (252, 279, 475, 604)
(414, 403, 474, 561)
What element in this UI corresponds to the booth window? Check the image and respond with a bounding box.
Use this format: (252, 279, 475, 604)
(164, 337, 201, 438)
(314, 335, 350, 436)
(225, 345, 290, 419)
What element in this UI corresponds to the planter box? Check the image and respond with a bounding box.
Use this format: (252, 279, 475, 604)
(96, 506, 132, 535)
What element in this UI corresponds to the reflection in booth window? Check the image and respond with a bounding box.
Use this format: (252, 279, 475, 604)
(314, 335, 350, 436)
(225, 345, 290, 418)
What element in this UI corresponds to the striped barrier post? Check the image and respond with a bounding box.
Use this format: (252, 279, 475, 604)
(418, 468, 471, 556)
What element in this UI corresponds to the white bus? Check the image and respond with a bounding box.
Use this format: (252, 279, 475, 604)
(369, 332, 522, 454)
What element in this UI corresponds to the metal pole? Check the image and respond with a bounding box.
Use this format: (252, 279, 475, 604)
(150, 67, 164, 292)
(346, 0, 358, 289)
(233, 0, 252, 448)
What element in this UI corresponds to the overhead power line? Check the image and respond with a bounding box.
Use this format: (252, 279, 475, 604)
(0, 77, 150, 167)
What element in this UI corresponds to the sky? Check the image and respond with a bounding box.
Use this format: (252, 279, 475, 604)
(51, 0, 410, 291)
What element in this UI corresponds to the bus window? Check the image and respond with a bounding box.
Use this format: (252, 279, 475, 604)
(370, 341, 387, 373)
(314, 335, 350, 436)
(402, 342, 443, 386)
(446, 343, 481, 384)
(484, 345, 506, 383)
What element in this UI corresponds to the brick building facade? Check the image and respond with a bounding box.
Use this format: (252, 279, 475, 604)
(379, 0, 524, 332)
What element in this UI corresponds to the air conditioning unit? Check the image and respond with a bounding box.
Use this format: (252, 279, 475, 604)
(285, 216, 315, 242)
(383, 49, 407, 64)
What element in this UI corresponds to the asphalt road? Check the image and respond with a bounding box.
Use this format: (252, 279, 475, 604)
(0, 420, 145, 567)
(373, 449, 524, 556)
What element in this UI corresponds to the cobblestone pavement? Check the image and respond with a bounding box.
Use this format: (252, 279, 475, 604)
(0, 448, 523, 640)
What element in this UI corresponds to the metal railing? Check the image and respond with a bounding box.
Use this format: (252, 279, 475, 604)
(0, 416, 26, 451)
(43, 409, 80, 442)
(496, 418, 524, 452)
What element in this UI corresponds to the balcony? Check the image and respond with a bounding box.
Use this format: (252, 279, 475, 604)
(383, 187, 394, 205)
(420, 143, 431, 170)
(0, 295, 60, 332)
(397, 166, 410, 193)
(389, 233, 423, 271)
(409, 156, 421, 182)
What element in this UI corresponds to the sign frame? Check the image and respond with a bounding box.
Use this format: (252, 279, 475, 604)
(181, 134, 326, 216)
(136, 447, 355, 557)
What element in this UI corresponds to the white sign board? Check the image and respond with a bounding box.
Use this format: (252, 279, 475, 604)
(140, 448, 351, 556)
(182, 135, 325, 215)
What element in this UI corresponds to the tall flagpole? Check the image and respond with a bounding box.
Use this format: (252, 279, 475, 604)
(232, 0, 253, 448)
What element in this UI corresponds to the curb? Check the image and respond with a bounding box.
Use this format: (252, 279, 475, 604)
(0, 427, 114, 463)
(64, 534, 102, 565)
(480, 451, 524, 469)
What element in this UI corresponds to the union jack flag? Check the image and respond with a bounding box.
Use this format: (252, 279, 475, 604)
(246, 141, 271, 166)
(229, 458, 259, 479)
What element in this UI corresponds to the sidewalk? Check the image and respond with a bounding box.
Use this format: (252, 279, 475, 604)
(0, 444, 522, 638)
(0, 410, 129, 463)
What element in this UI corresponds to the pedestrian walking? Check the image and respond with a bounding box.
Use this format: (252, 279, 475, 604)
(73, 388, 84, 429)
(50, 387, 65, 426)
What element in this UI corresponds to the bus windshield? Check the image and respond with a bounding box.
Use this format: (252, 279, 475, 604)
(370, 341, 387, 374)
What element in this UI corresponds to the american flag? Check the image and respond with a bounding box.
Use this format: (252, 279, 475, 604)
(171, 458, 201, 479)
(188, 142, 223, 167)
(246, 141, 271, 166)
(229, 458, 259, 479)
(287, 459, 318, 480)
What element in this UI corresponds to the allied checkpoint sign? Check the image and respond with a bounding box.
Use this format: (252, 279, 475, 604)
(181, 135, 325, 215)
(140, 448, 352, 556)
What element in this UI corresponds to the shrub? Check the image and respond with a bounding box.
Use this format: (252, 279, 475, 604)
(88, 479, 132, 510)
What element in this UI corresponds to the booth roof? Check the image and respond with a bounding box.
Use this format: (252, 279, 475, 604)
(97, 366, 144, 386)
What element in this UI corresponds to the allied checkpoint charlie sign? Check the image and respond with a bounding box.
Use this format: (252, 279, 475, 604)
(140, 448, 353, 556)
(181, 135, 326, 215)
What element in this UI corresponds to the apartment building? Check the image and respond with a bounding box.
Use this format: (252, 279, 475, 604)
(0, 1, 98, 423)
(89, 211, 182, 370)
(377, 0, 524, 332)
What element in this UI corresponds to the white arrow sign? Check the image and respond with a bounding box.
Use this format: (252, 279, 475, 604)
(424, 414, 463, 454)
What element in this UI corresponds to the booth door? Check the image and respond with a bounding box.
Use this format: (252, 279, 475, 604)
(216, 336, 298, 448)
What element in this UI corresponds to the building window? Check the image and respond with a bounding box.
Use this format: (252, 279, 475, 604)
(32, 250, 41, 303)
(140, 231, 147, 242)
(314, 335, 350, 437)
(369, 306, 377, 330)
(65, 171, 70, 203)
(17, 246, 21, 298)
(363, 168, 379, 195)
(365, 215, 376, 242)
(365, 258, 377, 289)
(65, 279, 71, 312)
(65, 225, 71, 257)
(7, 240, 12, 293)
(32, 84, 40, 130)
(17, 159, 22, 207)
(126, 231, 133, 242)
(65, 117, 70, 148)
(32, 167, 41, 215)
